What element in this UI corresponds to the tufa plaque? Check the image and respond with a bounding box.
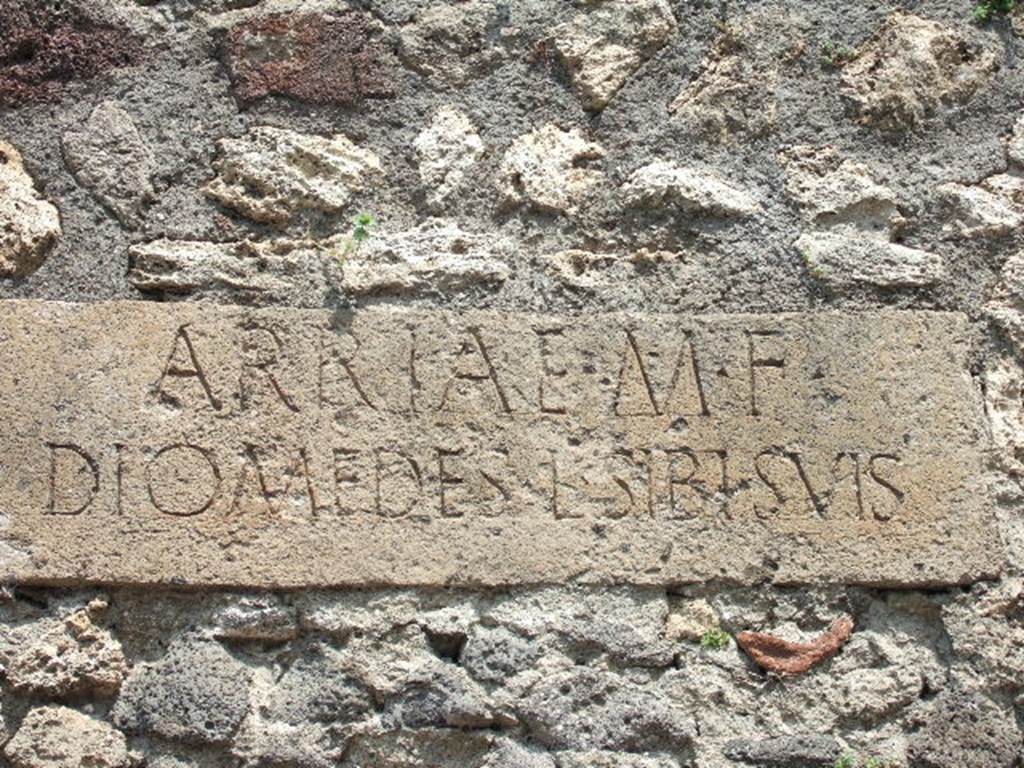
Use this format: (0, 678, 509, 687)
(0, 300, 1000, 587)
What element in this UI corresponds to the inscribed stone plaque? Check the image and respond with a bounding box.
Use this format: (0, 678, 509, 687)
(0, 300, 1000, 587)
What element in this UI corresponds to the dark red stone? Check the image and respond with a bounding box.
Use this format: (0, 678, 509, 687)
(737, 615, 854, 676)
(223, 12, 393, 106)
(0, 1, 141, 105)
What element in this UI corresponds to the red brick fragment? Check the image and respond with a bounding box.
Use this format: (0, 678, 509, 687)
(0, 1, 140, 105)
(736, 615, 854, 675)
(223, 12, 393, 105)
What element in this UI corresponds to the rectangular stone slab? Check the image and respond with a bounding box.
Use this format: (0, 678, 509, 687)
(0, 300, 1001, 588)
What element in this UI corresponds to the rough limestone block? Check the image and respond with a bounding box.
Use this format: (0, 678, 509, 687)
(340, 220, 511, 296)
(0, 141, 61, 277)
(209, 594, 298, 642)
(668, 6, 803, 141)
(551, 0, 676, 110)
(782, 145, 903, 233)
(414, 106, 485, 212)
(943, 579, 1024, 691)
(3, 706, 131, 768)
(496, 125, 605, 215)
(398, 0, 500, 85)
(204, 126, 383, 225)
(128, 223, 510, 305)
(665, 598, 720, 642)
(724, 734, 841, 766)
(841, 12, 997, 132)
(514, 666, 695, 751)
(128, 238, 333, 306)
(795, 231, 944, 288)
(0, 301, 998, 589)
(937, 182, 1024, 239)
(6, 598, 127, 698)
(623, 161, 760, 217)
(231, 649, 373, 766)
(1009, 114, 1024, 166)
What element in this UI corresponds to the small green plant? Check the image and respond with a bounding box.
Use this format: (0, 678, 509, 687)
(820, 40, 855, 67)
(341, 213, 376, 259)
(834, 755, 896, 768)
(806, 258, 831, 282)
(699, 628, 731, 650)
(974, 0, 1015, 22)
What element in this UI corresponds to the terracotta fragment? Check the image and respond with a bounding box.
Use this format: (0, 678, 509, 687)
(737, 615, 855, 675)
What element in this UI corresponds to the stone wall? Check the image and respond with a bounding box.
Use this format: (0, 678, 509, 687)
(0, 0, 1023, 766)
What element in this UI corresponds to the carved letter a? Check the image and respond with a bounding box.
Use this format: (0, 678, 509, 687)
(154, 325, 222, 411)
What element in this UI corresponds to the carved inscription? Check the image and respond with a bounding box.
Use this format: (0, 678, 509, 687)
(0, 302, 999, 588)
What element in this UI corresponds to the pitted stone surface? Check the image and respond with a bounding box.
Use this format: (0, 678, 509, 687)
(723, 734, 841, 766)
(782, 146, 903, 234)
(61, 101, 155, 228)
(398, 0, 500, 85)
(0, 2, 141, 106)
(222, 10, 393, 105)
(340, 220, 512, 296)
(496, 125, 605, 215)
(937, 182, 1024, 240)
(668, 6, 804, 141)
(112, 637, 252, 744)
(795, 232, 945, 288)
(0, 141, 61, 278)
(514, 666, 695, 751)
(128, 238, 335, 306)
(1009, 115, 1024, 166)
(542, 249, 681, 292)
(906, 689, 1022, 768)
(414, 107, 486, 212)
(231, 646, 374, 766)
(841, 12, 997, 132)
(4, 705, 131, 768)
(0, 301, 997, 588)
(623, 161, 760, 217)
(6, 598, 127, 698)
(665, 598, 719, 642)
(204, 126, 383, 225)
(551, 0, 676, 111)
(0, 0, 1019, 763)
(210, 594, 298, 642)
(128, 223, 511, 305)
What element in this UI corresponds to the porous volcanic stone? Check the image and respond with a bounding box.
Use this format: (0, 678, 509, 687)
(112, 637, 252, 744)
(0, 1, 140, 105)
(723, 733, 842, 766)
(222, 11, 393, 105)
(907, 689, 1021, 768)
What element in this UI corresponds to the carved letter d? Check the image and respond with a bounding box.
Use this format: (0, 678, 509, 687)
(46, 443, 100, 515)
